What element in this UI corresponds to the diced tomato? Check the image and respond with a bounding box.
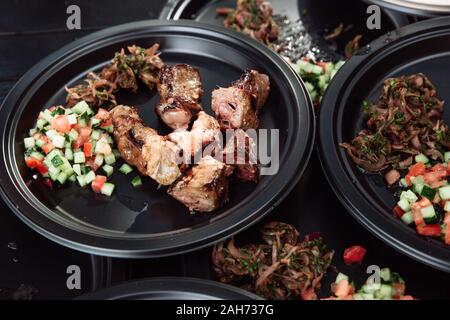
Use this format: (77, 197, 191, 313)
(416, 224, 441, 237)
(91, 175, 107, 193)
(25, 157, 48, 174)
(432, 163, 447, 172)
(85, 156, 100, 172)
(43, 178, 53, 189)
(393, 205, 405, 218)
(73, 127, 92, 149)
(392, 283, 406, 299)
(447, 161, 450, 175)
(343, 245, 366, 265)
(100, 119, 113, 127)
(333, 279, 353, 298)
(51, 115, 71, 133)
(79, 127, 92, 139)
(41, 143, 55, 154)
(445, 213, 450, 245)
(408, 162, 426, 177)
(300, 288, 317, 300)
(411, 198, 431, 226)
(94, 108, 110, 121)
(424, 170, 447, 185)
(83, 142, 93, 158)
(399, 295, 415, 300)
(48, 106, 57, 112)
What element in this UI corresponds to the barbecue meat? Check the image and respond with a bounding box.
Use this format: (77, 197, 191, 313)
(156, 64, 203, 130)
(212, 87, 259, 130)
(111, 105, 181, 185)
(211, 69, 269, 130)
(168, 156, 233, 212)
(168, 111, 221, 158)
(233, 69, 270, 109)
(223, 129, 259, 182)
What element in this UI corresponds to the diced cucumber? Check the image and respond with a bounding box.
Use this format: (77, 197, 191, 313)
(35, 139, 45, 148)
(104, 153, 116, 165)
(400, 211, 414, 225)
(445, 201, 450, 212)
(131, 176, 142, 187)
(42, 109, 54, 122)
(445, 152, 450, 163)
(400, 190, 418, 204)
(68, 128, 79, 141)
(304, 81, 314, 93)
(57, 172, 68, 184)
(78, 117, 88, 128)
(102, 125, 113, 133)
(377, 284, 393, 299)
(72, 101, 93, 115)
(84, 171, 96, 184)
(380, 268, 391, 282)
(397, 198, 410, 212)
(112, 149, 120, 159)
(65, 108, 74, 115)
(439, 185, 450, 201)
(73, 151, 86, 164)
(353, 293, 364, 300)
(311, 64, 323, 75)
(67, 114, 78, 125)
(48, 165, 60, 181)
(100, 183, 115, 196)
(94, 154, 104, 167)
(415, 153, 429, 164)
(102, 165, 114, 177)
(51, 155, 64, 168)
(119, 163, 133, 175)
(45, 129, 58, 139)
(30, 151, 45, 161)
(65, 148, 74, 161)
(68, 174, 77, 182)
(76, 175, 87, 187)
(421, 185, 436, 201)
(91, 129, 102, 140)
(37, 118, 47, 129)
(421, 205, 436, 222)
(335, 273, 348, 284)
(24, 137, 35, 149)
(73, 164, 82, 176)
(361, 282, 381, 294)
(51, 135, 65, 148)
(91, 118, 101, 128)
(106, 136, 114, 144)
(46, 149, 63, 161)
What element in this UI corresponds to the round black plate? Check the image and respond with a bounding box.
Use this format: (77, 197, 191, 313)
(319, 17, 450, 272)
(0, 20, 314, 258)
(366, 0, 450, 17)
(160, 0, 409, 60)
(76, 277, 261, 300)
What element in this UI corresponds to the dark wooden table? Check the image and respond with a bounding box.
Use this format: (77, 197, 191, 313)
(1, 0, 449, 300)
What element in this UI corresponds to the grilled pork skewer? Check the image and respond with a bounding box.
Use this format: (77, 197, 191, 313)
(168, 156, 233, 212)
(211, 69, 270, 130)
(111, 105, 182, 186)
(156, 64, 203, 130)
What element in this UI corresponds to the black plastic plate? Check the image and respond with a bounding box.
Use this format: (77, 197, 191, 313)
(319, 17, 450, 272)
(76, 277, 261, 300)
(0, 20, 314, 258)
(160, 0, 409, 60)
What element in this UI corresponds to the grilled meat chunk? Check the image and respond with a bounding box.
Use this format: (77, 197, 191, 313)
(212, 69, 269, 130)
(156, 64, 203, 130)
(233, 69, 270, 109)
(168, 156, 233, 212)
(111, 105, 181, 186)
(223, 129, 259, 182)
(168, 111, 221, 158)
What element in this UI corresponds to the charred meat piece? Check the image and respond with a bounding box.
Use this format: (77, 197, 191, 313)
(212, 87, 259, 130)
(233, 69, 270, 109)
(212, 69, 269, 130)
(156, 100, 193, 131)
(168, 156, 233, 212)
(111, 105, 181, 186)
(223, 129, 259, 182)
(156, 64, 203, 130)
(168, 111, 222, 158)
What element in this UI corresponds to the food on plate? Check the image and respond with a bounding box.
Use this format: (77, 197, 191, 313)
(156, 64, 203, 130)
(290, 59, 345, 105)
(343, 245, 366, 265)
(392, 158, 450, 245)
(222, 129, 259, 182)
(212, 222, 334, 300)
(168, 156, 233, 212)
(24, 102, 117, 196)
(326, 268, 414, 300)
(216, 0, 279, 45)
(110, 105, 182, 186)
(66, 44, 164, 108)
(212, 69, 270, 130)
(341, 74, 447, 174)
